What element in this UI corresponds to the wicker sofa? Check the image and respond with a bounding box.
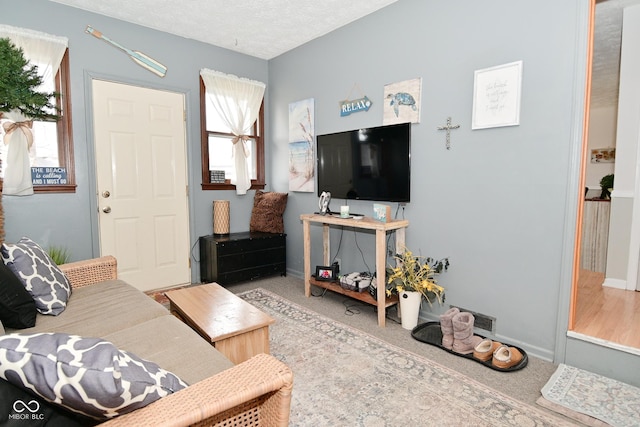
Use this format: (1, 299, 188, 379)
(4, 255, 293, 426)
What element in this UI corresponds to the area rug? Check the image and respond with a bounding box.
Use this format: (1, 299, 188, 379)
(538, 363, 640, 427)
(238, 288, 577, 426)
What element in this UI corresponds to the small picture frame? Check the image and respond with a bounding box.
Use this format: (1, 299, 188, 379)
(315, 265, 338, 281)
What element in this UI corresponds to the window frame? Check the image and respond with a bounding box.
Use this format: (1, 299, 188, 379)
(199, 77, 265, 191)
(0, 48, 76, 194)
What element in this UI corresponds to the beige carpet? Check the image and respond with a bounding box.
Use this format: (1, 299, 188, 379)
(235, 287, 579, 426)
(150, 275, 580, 424)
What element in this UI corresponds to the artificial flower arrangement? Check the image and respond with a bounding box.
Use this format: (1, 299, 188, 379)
(386, 247, 450, 306)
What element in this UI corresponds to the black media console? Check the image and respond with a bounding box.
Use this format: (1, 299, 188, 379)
(199, 232, 286, 285)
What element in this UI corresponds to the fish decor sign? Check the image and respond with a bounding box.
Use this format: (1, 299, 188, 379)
(339, 96, 372, 117)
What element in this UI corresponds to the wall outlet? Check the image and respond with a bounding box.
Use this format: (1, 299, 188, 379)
(335, 258, 341, 270)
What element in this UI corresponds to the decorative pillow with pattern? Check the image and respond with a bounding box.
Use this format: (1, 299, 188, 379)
(0, 333, 188, 420)
(249, 190, 288, 234)
(1, 237, 71, 315)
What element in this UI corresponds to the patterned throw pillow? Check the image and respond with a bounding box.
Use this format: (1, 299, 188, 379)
(249, 190, 288, 233)
(1, 237, 71, 315)
(0, 333, 188, 420)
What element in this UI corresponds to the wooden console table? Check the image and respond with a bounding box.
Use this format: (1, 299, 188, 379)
(301, 213, 409, 327)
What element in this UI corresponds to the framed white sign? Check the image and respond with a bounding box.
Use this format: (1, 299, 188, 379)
(472, 60, 523, 130)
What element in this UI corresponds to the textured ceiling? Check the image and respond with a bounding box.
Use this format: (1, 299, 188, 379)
(48, 0, 398, 60)
(49, 0, 637, 109)
(592, 0, 640, 108)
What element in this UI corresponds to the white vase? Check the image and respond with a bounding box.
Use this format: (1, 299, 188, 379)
(399, 291, 422, 330)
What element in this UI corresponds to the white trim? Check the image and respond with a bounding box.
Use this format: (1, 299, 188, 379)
(567, 331, 640, 356)
(555, 0, 592, 367)
(602, 277, 627, 289)
(610, 189, 635, 198)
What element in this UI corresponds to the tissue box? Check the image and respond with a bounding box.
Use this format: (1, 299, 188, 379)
(373, 204, 391, 222)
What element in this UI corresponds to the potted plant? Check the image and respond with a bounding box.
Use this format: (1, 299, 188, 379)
(386, 247, 449, 329)
(47, 245, 71, 266)
(599, 173, 614, 199)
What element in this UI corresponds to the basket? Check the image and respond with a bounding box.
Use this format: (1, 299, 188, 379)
(340, 272, 372, 293)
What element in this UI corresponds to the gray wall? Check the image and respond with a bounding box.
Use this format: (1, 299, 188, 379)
(5, 0, 639, 383)
(1, 0, 270, 282)
(269, 0, 585, 362)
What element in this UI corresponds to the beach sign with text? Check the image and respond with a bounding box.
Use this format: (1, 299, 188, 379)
(31, 167, 68, 185)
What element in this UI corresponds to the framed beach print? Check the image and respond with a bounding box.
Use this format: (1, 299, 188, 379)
(288, 98, 315, 192)
(472, 60, 523, 130)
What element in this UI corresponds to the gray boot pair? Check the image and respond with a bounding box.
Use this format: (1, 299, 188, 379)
(439, 307, 482, 354)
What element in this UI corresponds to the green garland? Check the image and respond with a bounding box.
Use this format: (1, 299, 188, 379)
(0, 37, 59, 121)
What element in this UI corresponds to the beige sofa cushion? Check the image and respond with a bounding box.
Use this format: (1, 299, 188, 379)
(4, 278, 234, 387)
(102, 315, 233, 385)
(5, 280, 168, 337)
(5, 279, 233, 385)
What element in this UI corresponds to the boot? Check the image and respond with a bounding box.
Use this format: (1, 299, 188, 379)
(439, 307, 460, 349)
(452, 312, 483, 354)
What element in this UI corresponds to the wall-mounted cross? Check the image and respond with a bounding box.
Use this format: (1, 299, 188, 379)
(437, 117, 460, 150)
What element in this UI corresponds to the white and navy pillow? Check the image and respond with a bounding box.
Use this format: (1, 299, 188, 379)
(1, 237, 71, 316)
(0, 333, 188, 420)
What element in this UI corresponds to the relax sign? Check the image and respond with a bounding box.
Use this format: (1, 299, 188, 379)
(339, 96, 372, 117)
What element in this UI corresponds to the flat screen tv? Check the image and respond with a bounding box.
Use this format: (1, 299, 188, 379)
(316, 122, 411, 203)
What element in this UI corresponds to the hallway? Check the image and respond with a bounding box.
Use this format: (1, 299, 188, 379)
(573, 269, 640, 348)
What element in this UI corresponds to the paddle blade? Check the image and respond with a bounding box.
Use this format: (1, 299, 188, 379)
(130, 51, 167, 77)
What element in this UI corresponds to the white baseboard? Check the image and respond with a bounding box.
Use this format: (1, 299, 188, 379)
(602, 277, 627, 289)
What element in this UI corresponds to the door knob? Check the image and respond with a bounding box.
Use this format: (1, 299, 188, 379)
(102, 190, 111, 198)
(102, 206, 111, 213)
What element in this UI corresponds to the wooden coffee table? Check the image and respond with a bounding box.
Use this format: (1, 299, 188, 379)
(165, 283, 275, 364)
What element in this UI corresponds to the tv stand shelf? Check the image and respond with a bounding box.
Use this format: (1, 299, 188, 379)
(309, 277, 399, 307)
(301, 213, 409, 327)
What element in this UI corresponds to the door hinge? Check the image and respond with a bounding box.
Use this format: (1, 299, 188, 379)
(188, 257, 191, 268)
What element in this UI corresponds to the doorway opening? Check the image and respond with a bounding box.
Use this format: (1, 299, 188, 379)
(571, 0, 640, 351)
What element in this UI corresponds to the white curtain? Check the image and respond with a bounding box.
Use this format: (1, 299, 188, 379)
(200, 68, 265, 195)
(0, 25, 68, 86)
(0, 25, 68, 196)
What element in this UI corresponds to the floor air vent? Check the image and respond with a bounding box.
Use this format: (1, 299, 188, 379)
(450, 306, 496, 333)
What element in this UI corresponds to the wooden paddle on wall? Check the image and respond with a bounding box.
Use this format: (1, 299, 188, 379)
(85, 25, 167, 77)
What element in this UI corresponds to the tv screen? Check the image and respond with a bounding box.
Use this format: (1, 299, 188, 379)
(316, 123, 411, 203)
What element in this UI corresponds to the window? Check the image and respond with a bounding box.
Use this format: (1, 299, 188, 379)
(29, 49, 74, 193)
(199, 73, 265, 192)
(0, 26, 75, 194)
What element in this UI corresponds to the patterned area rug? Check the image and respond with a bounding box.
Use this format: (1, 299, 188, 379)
(238, 288, 577, 426)
(539, 364, 640, 427)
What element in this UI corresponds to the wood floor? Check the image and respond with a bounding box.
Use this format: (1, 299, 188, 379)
(573, 269, 640, 348)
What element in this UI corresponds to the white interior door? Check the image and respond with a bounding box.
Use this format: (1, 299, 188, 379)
(92, 79, 190, 292)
